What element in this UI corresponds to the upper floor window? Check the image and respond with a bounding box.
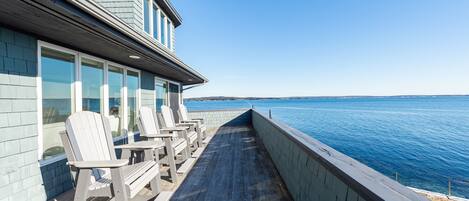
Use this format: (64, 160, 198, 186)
(160, 12, 166, 46)
(167, 20, 172, 50)
(152, 4, 158, 39)
(143, 0, 150, 34)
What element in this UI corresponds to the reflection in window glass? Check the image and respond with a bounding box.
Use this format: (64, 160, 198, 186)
(127, 71, 139, 132)
(155, 79, 168, 112)
(41, 47, 75, 159)
(152, 5, 158, 39)
(160, 13, 166, 45)
(81, 58, 103, 113)
(108, 66, 123, 137)
(143, 0, 150, 33)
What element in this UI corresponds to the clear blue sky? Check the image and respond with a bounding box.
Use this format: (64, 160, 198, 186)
(172, 0, 469, 98)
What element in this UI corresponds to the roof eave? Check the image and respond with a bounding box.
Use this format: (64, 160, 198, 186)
(67, 0, 207, 84)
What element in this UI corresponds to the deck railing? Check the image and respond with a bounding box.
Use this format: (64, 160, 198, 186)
(251, 109, 428, 201)
(187, 108, 430, 200)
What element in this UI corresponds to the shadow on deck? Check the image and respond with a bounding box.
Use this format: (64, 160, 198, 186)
(170, 126, 292, 201)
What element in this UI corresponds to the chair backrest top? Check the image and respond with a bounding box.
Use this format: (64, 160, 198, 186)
(161, 105, 176, 127)
(178, 104, 189, 121)
(138, 107, 161, 136)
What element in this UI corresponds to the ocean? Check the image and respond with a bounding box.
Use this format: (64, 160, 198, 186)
(185, 96, 469, 198)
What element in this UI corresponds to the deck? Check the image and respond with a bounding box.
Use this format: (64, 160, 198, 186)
(52, 126, 291, 201)
(170, 126, 291, 201)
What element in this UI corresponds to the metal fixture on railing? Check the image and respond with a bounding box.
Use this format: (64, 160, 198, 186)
(269, 109, 272, 119)
(448, 178, 452, 196)
(391, 170, 469, 198)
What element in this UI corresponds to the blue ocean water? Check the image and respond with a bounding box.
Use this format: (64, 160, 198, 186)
(186, 96, 469, 197)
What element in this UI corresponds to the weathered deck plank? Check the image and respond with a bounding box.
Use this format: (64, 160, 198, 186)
(170, 126, 292, 201)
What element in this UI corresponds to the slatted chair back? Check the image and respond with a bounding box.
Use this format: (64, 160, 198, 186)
(178, 104, 190, 121)
(138, 107, 162, 141)
(63, 111, 116, 182)
(161, 105, 176, 127)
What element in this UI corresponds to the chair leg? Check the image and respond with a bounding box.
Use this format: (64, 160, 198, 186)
(74, 169, 92, 201)
(183, 144, 190, 160)
(197, 128, 203, 147)
(150, 173, 161, 195)
(164, 139, 178, 183)
(111, 167, 129, 201)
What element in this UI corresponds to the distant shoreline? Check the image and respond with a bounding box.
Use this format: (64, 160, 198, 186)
(185, 95, 469, 101)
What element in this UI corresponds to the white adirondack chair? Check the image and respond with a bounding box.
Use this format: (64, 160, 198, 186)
(60, 111, 161, 201)
(138, 107, 191, 183)
(178, 104, 207, 143)
(161, 105, 199, 150)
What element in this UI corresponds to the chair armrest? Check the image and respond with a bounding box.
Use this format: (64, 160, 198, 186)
(176, 123, 195, 127)
(181, 120, 199, 123)
(68, 159, 129, 168)
(115, 141, 164, 150)
(146, 133, 178, 138)
(161, 127, 187, 132)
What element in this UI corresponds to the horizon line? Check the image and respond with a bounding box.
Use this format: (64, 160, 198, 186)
(185, 94, 469, 99)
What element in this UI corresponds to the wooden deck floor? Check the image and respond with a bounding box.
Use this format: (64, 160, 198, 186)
(170, 126, 292, 201)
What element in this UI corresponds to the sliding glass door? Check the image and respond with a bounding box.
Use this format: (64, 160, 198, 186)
(39, 42, 141, 161)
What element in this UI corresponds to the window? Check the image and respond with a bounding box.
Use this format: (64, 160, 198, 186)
(143, 0, 150, 34)
(39, 42, 143, 161)
(127, 71, 139, 132)
(108, 65, 124, 137)
(81, 58, 104, 113)
(167, 20, 172, 49)
(160, 12, 166, 46)
(40, 47, 75, 159)
(142, 1, 174, 50)
(155, 78, 168, 112)
(152, 4, 158, 39)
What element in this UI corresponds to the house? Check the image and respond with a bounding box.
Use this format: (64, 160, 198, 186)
(0, 0, 206, 200)
(0, 1, 431, 201)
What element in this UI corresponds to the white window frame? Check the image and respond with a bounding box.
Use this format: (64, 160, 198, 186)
(37, 41, 141, 165)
